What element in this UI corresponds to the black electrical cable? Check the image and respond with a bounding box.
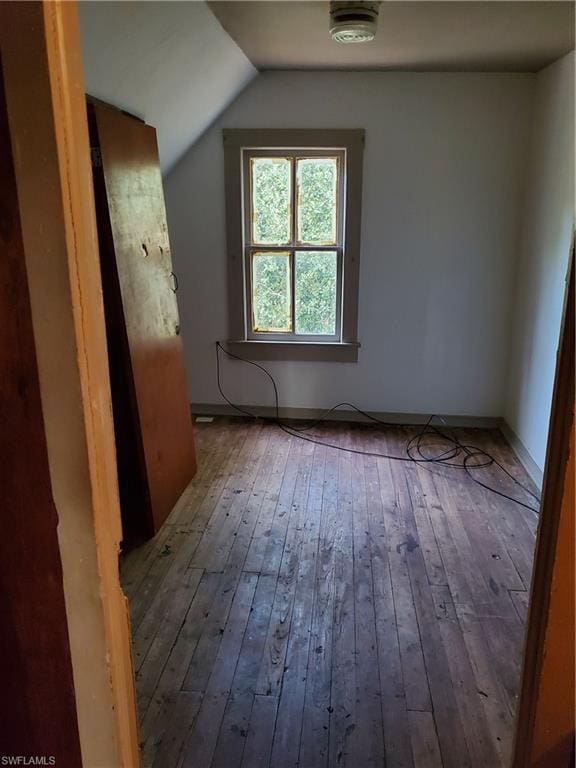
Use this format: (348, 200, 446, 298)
(214, 341, 539, 513)
(215, 340, 263, 420)
(215, 340, 540, 511)
(411, 419, 540, 502)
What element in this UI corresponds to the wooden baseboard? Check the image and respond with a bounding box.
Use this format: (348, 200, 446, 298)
(191, 402, 501, 429)
(499, 419, 544, 490)
(192, 404, 542, 489)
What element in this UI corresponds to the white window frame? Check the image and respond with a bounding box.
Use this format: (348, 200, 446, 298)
(244, 148, 345, 343)
(224, 129, 364, 362)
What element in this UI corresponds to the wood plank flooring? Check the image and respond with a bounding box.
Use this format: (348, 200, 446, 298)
(121, 418, 539, 768)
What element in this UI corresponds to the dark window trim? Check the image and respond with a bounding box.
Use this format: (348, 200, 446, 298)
(223, 128, 364, 362)
(225, 339, 360, 363)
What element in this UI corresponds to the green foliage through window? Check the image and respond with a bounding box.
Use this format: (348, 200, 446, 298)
(295, 251, 337, 335)
(251, 252, 291, 332)
(251, 158, 291, 244)
(297, 158, 337, 245)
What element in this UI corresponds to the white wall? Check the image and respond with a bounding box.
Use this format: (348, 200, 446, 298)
(79, 1, 256, 172)
(165, 72, 534, 416)
(505, 52, 575, 472)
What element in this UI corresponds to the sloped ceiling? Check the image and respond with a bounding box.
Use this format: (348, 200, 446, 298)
(78, 1, 257, 173)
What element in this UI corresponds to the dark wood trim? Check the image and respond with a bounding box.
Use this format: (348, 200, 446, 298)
(224, 135, 246, 339)
(513, 244, 575, 767)
(226, 339, 360, 362)
(223, 128, 365, 150)
(341, 131, 364, 345)
(191, 402, 501, 428)
(499, 419, 544, 490)
(223, 129, 365, 355)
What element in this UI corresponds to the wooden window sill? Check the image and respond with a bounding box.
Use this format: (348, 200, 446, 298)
(226, 340, 360, 362)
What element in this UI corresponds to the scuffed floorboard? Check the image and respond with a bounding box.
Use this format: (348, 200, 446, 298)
(121, 418, 538, 768)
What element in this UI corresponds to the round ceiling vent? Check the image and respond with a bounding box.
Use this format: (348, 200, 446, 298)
(329, 2, 380, 44)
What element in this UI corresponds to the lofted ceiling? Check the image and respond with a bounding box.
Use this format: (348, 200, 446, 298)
(78, 1, 574, 173)
(79, 1, 256, 173)
(208, 1, 575, 72)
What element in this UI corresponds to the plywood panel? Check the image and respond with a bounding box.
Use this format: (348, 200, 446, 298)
(92, 101, 196, 533)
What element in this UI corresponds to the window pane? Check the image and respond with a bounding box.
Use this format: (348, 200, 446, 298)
(295, 251, 337, 335)
(251, 158, 292, 244)
(297, 158, 338, 245)
(252, 252, 292, 332)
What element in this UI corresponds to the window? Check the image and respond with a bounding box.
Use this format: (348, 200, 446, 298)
(247, 150, 343, 340)
(224, 130, 364, 361)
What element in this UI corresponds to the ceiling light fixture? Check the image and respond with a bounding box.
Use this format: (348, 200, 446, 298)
(329, 1, 380, 44)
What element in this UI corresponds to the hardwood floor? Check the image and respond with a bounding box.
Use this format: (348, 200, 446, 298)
(122, 418, 539, 768)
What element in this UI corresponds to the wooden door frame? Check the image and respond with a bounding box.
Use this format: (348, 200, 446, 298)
(0, 0, 572, 763)
(0, 45, 83, 766)
(513, 245, 575, 767)
(0, 1, 139, 765)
